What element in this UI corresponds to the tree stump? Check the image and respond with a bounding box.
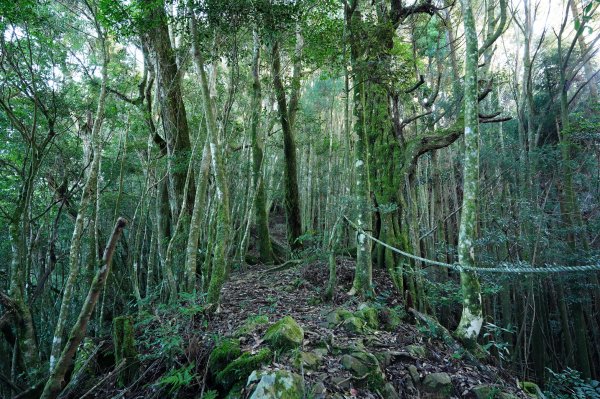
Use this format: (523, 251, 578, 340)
(112, 316, 138, 387)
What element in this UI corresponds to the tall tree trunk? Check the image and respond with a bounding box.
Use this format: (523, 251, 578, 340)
(347, 5, 373, 298)
(184, 136, 211, 292)
(189, 10, 232, 307)
(270, 39, 303, 250)
(143, 0, 193, 219)
(455, 0, 484, 343)
(49, 50, 108, 371)
(251, 31, 274, 263)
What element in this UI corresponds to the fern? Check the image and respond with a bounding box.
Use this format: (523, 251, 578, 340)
(157, 363, 195, 394)
(201, 390, 218, 399)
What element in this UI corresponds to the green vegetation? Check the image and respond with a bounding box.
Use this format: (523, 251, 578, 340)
(1, 0, 599, 397)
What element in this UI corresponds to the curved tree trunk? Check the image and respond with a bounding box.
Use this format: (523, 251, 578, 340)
(41, 218, 128, 399)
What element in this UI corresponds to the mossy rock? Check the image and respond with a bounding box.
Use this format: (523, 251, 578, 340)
(421, 372, 452, 398)
(263, 316, 304, 351)
(208, 338, 242, 375)
(407, 365, 420, 383)
(310, 381, 326, 398)
(313, 347, 328, 357)
(472, 385, 499, 399)
(342, 316, 366, 334)
(246, 370, 304, 399)
(382, 382, 400, 399)
(406, 344, 427, 358)
(472, 385, 519, 399)
(326, 308, 353, 327)
(374, 351, 393, 368)
(340, 351, 385, 389)
(377, 307, 404, 331)
(355, 305, 379, 329)
(519, 381, 541, 398)
(332, 340, 366, 356)
(216, 348, 272, 390)
(293, 351, 322, 370)
(234, 315, 270, 337)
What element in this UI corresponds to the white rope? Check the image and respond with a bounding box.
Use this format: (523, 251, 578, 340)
(344, 216, 600, 274)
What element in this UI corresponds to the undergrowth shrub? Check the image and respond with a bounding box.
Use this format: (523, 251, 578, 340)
(544, 368, 600, 399)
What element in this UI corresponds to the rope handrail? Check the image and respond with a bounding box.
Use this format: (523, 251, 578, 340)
(343, 216, 600, 274)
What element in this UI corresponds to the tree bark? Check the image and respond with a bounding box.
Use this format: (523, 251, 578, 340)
(347, 5, 373, 298)
(49, 48, 108, 371)
(251, 31, 275, 264)
(455, 0, 484, 343)
(270, 39, 303, 250)
(143, 0, 194, 218)
(40, 218, 128, 399)
(189, 9, 232, 306)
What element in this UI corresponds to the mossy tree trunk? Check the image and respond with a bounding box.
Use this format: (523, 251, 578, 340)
(346, 4, 373, 298)
(112, 316, 138, 387)
(40, 218, 127, 399)
(555, 7, 596, 377)
(270, 38, 303, 251)
(251, 30, 274, 264)
(143, 0, 193, 219)
(454, 0, 484, 343)
(49, 41, 108, 371)
(189, 8, 232, 307)
(184, 136, 211, 293)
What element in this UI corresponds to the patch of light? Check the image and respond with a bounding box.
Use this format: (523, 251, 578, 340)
(3, 26, 25, 42)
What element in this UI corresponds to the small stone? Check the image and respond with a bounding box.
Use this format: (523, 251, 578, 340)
(498, 393, 519, 399)
(407, 365, 420, 383)
(382, 382, 400, 399)
(293, 351, 322, 370)
(310, 381, 327, 399)
(422, 372, 452, 398)
(406, 344, 427, 358)
(342, 317, 366, 334)
(326, 308, 353, 327)
(331, 376, 352, 389)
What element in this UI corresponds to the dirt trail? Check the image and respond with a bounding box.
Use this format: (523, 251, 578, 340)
(207, 258, 526, 398)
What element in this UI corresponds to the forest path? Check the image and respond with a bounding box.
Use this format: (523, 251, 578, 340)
(204, 258, 526, 398)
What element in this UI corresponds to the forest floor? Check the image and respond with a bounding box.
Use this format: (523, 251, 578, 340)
(66, 255, 530, 399)
(206, 259, 527, 399)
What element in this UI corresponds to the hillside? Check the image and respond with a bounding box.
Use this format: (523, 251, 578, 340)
(51, 259, 529, 399)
